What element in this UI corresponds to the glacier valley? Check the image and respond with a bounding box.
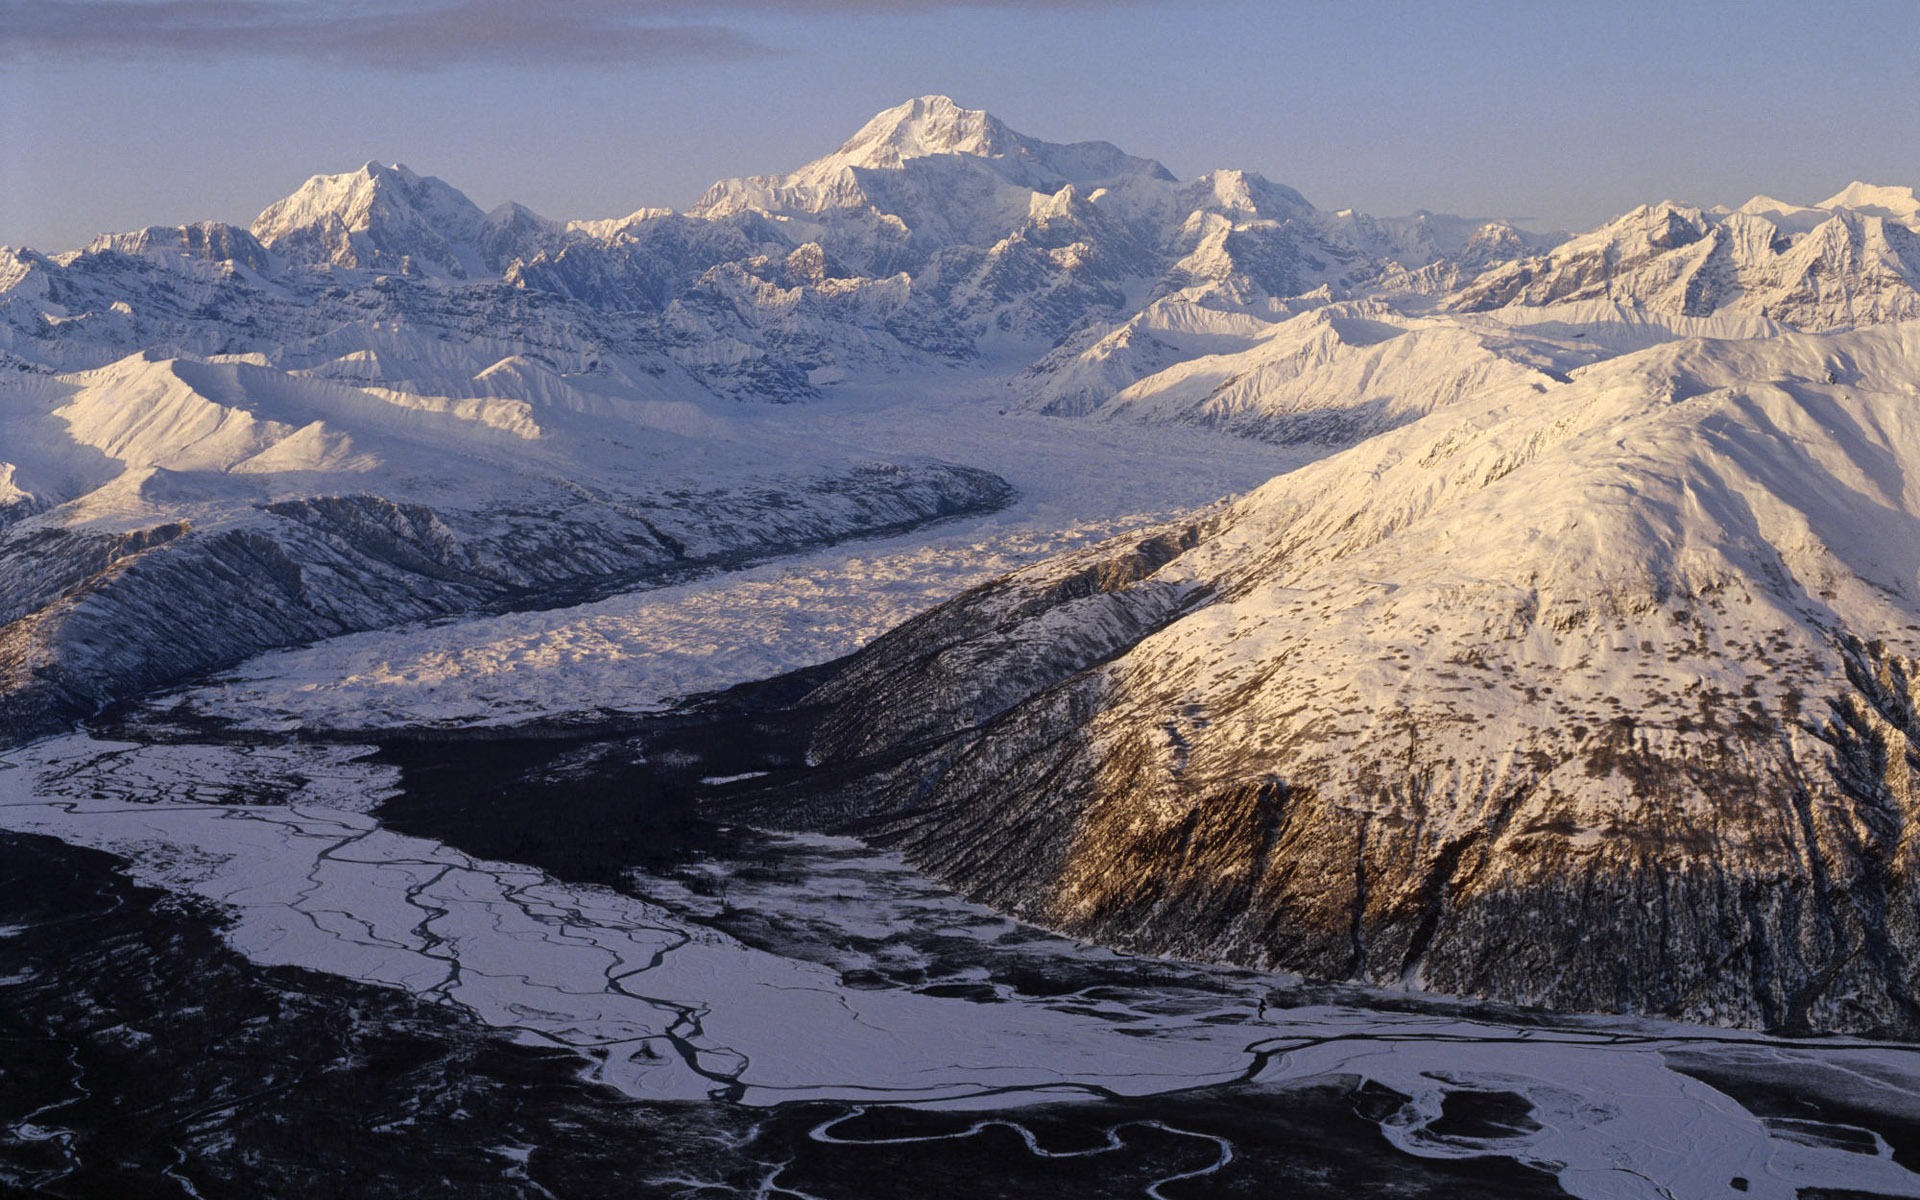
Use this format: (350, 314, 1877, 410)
(8, 97, 1920, 1197)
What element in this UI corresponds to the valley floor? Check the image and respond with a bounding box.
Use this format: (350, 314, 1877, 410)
(5, 389, 1920, 1199)
(151, 384, 1305, 734)
(5, 728, 1920, 1199)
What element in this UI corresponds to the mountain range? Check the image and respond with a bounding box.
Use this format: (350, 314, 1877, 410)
(8, 97, 1920, 1035)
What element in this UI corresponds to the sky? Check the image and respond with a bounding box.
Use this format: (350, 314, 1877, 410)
(2, 0, 1917, 252)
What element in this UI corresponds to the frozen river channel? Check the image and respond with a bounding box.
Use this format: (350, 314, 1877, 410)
(6, 729, 1920, 1200)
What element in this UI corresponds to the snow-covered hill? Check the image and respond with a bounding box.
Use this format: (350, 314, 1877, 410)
(738, 319, 1920, 1038)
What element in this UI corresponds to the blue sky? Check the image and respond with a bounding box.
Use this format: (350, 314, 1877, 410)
(3, 0, 1916, 251)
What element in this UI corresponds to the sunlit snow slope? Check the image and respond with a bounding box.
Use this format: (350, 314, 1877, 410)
(755, 321, 1920, 1037)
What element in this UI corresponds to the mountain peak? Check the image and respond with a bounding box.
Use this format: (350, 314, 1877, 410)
(1818, 181, 1920, 224)
(830, 95, 1011, 170)
(249, 161, 488, 276)
(690, 97, 1176, 257)
(251, 162, 477, 239)
(358, 160, 420, 182)
(791, 96, 1174, 190)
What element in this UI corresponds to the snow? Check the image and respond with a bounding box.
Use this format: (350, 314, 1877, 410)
(1454, 189, 1920, 330)
(1818, 181, 1920, 227)
(2, 732, 1917, 1200)
(1116, 323, 1920, 827)
(161, 388, 1305, 731)
(6, 99, 1920, 1196)
(824, 96, 1020, 171)
(249, 161, 501, 278)
(704, 95, 1175, 213)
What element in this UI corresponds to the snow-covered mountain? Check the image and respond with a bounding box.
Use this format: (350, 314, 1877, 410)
(1021, 177, 1920, 444)
(9, 99, 1920, 1041)
(0, 95, 1573, 733)
(4, 102, 1915, 729)
(253, 161, 534, 278)
(736, 318, 1920, 1037)
(0, 96, 1566, 401)
(1453, 186, 1920, 330)
(693, 95, 1178, 263)
(7, 99, 1916, 417)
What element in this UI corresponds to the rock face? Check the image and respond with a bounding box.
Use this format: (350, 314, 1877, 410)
(730, 321, 1920, 1038)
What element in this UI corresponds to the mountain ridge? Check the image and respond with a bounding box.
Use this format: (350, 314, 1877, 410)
(9, 97, 1912, 416)
(727, 318, 1920, 1037)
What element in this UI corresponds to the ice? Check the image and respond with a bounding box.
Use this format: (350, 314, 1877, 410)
(160, 392, 1306, 732)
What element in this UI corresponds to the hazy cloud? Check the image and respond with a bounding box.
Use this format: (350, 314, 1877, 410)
(0, 1, 759, 66)
(0, 0, 1154, 67)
